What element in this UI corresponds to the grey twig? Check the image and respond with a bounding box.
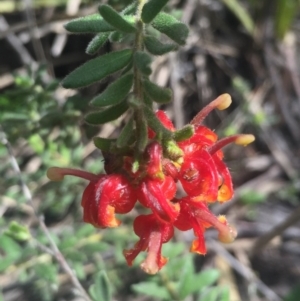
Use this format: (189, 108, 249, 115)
(251, 205, 300, 256)
(0, 127, 92, 301)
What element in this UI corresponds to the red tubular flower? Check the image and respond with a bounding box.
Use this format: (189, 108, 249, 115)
(178, 148, 219, 201)
(138, 176, 179, 223)
(123, 214, 174, 274)
(47, 94, 255, 274)
(82, 174, 136, 228)
(148, 110, 175, 139)
(47, 167, 136, 228)
(175, 198, 237, 254)
(146, 142, 164, 180)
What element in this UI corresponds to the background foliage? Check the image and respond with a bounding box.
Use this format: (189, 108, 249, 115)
(1, 0, 300, 300)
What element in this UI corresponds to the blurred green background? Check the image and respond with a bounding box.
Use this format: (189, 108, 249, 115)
(1, 1, 300, 301)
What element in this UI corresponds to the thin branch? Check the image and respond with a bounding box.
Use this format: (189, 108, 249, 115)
(251, 205, 300, 256)
(0, 127, 92, 301)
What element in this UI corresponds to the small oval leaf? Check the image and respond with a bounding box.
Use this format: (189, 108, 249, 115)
(86, 33, 110, 55)
(62, 49, 133, 89)
(152, 12, 189, 45)
(64, 14, 114, 33)
(99, 5, 136, 33)
(116, 117, 134, 148)
(144, 35, 178, 55)
(173, 125, 194, 142)
(90, 73, 133, 107)
(93, 137, 116, 152)
(89, 270, 112, 301)
(85, 101, 129, 125)
(144, 106, 173, 139)
(142, 0, 169, 23)
(143, 79, 172, 104)
(134, 51, 152, 76)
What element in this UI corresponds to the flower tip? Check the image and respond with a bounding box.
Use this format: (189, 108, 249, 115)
(216, 94, 232, 110)
(217, 216, 237, 243)
(47, 167, 64, 181)
(140, 261, 159, 275)
(235, 134, 255, 146)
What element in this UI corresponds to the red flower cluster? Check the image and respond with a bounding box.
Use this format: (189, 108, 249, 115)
(47, 94, 254, 274)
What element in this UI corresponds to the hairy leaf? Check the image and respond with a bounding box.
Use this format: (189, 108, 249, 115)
(99, 5, 136, 33)
(144, 35, 178, 55)
(85, 101, 128, 125)
(91, 74, 133, 107)
(62, 49, 133, 89)
(93, 137, 116, 152)
(134, 51, 152, 75)
(142, 0, 169, 23)
(86, 33, 110, 55)
(152, 12, 189, 45)
(116, 117, 134, 148)
(64, 14, 114, 33)
(143, 79, 172, 103)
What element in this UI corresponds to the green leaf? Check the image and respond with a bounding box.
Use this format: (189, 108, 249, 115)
(275, 0, 299, 39)
(64, 14, 114, 33)
(195, 269, 220, 293)
(62, 49, 133, 89)
(89, 270, 112, 301)
(76, 224, 96, 238)
(132, 282, 170, 299)
(240, 189, 266, 204)
(134, 51, 152, 76)
(116, 117, 134, 148)
(73, 262, 86, 280)
(178, 254, 196, 299)
(136, 117, 148, 153)
(144, 106, 173, 139)
(5, 221, 31, 242)
(86, 33, 110, 55)
(0, 234, 22, 272)
(142, 0, 169, 23)
(99, 5, 136, 33)
(222, 0, 255, 35)
(219, 286, 230, 301)
(173, 125, 194, 142)
(143, 79, 172, 103)
(144, 35, 178, 55)
(34, 263, 58, 283)
(90, 73, 133, 107)
(199, 286, 222, 301)
(152, 12, 189, 45)
(121, 2, 137, 15)
(85, 101, 129, 125)
(162, 242, 185, 258)
(93, 137, 116, 152)
(109, 31, 125, 42)
(284, 285, 300, 301)
(28, 133, 45, 154)
(81, 242, 110, 253)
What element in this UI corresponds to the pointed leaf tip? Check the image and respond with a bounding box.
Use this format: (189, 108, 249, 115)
(85, 101, 129, 125)
(64, 14, 114, 33)
(142, 0, 169, 23)
(90, 73, 133, 107)
(152, 12, 189, 45)
(143, 79, 172, 104)
(99, 5, 136, 33)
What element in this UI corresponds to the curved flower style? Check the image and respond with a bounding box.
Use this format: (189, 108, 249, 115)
(47, 94, 254, 274)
